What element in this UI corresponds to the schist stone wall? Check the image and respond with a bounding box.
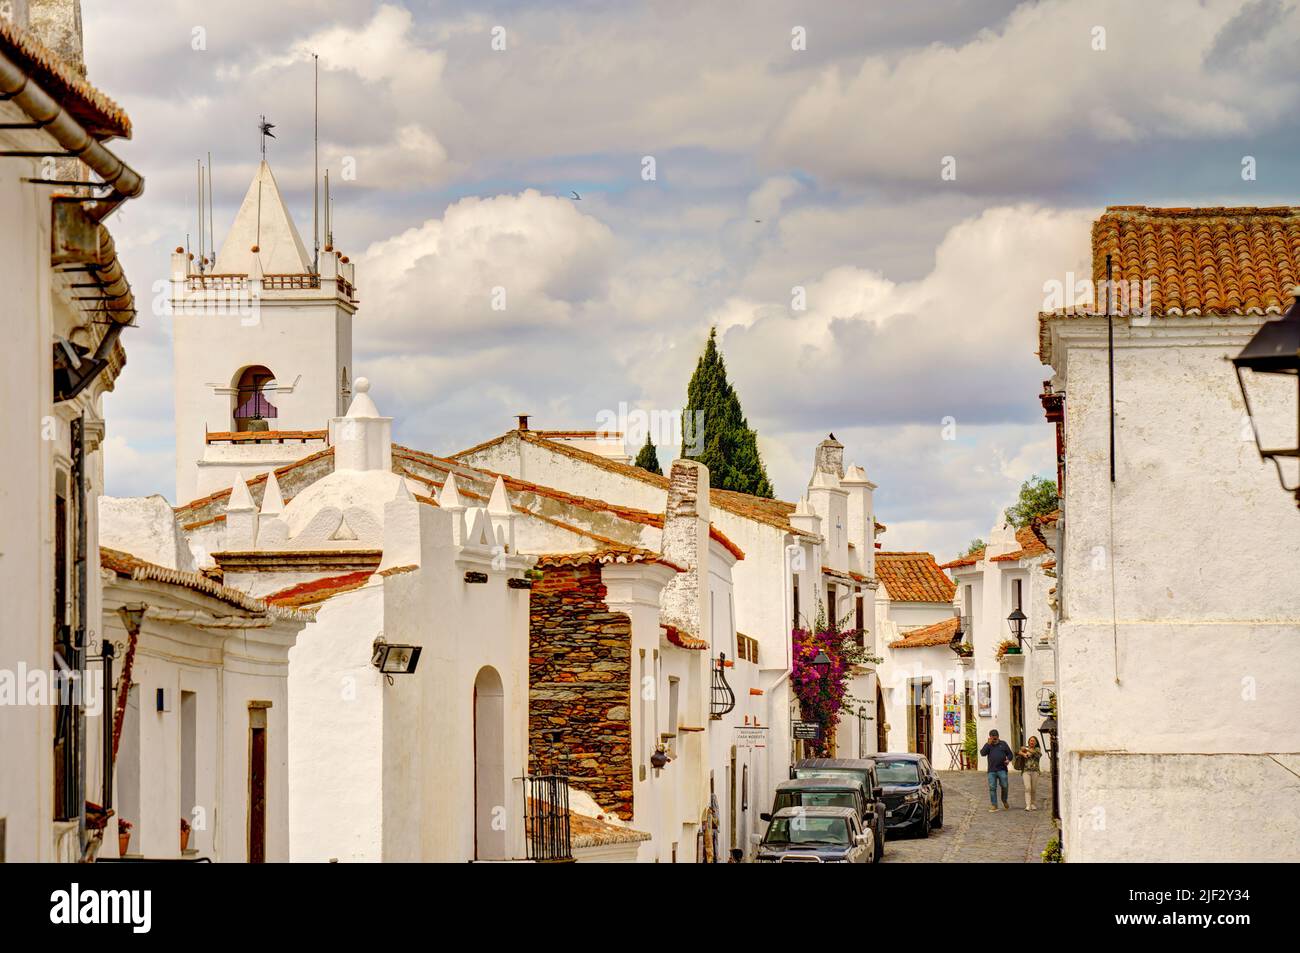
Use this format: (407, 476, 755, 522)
(529, 563, 633, 817)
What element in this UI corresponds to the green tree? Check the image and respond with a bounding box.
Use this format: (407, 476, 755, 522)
(962, 538, 985, 557)
(634, 434, 661, 475)
(1004, 476, 1060, 528)
(681, 327, 774, 498)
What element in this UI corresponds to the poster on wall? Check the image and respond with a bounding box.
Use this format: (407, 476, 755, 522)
(977, 681, 992, 717)
(943, 694, 960, 734)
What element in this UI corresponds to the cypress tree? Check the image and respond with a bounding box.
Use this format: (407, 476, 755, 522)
(634, 434, 662, 475)
(681, 327, 774, 498)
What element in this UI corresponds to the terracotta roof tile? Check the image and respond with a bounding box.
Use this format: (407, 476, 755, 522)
(0, 19, 131, 139)
(662, 624, 708, 651)
(533, 547, 686, 573)
(264, 570, 373, 607)
(1040, 206, 1300, 359)
(100, 547, 311, 621)
(889, 616, 961, 649)
(454, 430, 817, 539)
(876, 552, 956, 603)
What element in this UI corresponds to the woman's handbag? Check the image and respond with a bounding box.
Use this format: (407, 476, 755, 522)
(1013, 753, 1026, 771)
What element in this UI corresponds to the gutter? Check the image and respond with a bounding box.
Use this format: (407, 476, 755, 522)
(0, 43, 143, 220)
(0, 41, 145, 395)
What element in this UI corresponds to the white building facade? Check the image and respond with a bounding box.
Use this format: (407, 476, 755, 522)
(1039, 205, 1300, 861)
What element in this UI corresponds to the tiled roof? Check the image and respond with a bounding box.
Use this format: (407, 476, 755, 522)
(1040, 206, 1300, 358)
(1095, 206, 1300, 317)
(0, 19, 131, 139)
(662, 624, 708, 651)
(990, 523, 1052, 562)
(101, 547, 311, 622)
(876, 552, 956, 604)
(455, 430, 819, 539)
(941, 511, 1058, 569)
(889, 616, 960, 649)
(264, 570, 373, 608)
(533, 547, 686, 574)
(939, 551, 981, 570)
(525, 799, 651, 849)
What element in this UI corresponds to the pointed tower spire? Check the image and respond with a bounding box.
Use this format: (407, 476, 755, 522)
(487, 476, 512, 514)
(228, 471, 255, 511)
(215, 161, 312, 275)
(439, 472, 464, 509)
(260, 470, 285, 515)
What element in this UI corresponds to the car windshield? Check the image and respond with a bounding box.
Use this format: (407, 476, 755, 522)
(795, 767, 868, 787)
(774, 791, 857, 812)
(875, 761, 921, 783)
(763, 816, 851, 846)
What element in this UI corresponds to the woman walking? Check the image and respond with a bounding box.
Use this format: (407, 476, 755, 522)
(1017, 736, 1043, 810)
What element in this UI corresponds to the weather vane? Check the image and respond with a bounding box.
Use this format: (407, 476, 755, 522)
(258, 115, 276, 157)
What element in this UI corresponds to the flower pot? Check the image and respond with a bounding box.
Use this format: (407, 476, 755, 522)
(180, 829, 190, 852)
(118, 831, 130, 856)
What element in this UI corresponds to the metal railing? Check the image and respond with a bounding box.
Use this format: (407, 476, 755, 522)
(521, 775, 572, 862)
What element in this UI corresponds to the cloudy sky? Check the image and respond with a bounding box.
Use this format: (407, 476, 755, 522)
(86, 0, 1300, 559)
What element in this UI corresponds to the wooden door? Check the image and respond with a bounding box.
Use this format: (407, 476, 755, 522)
(248, 707, 267, 863)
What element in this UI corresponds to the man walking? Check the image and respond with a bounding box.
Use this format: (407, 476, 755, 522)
(980, 729, 1014, 811)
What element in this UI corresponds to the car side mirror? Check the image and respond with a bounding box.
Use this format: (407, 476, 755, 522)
(855, 833, 869, 846)
(760, 812, 771, 822)
(873, 786, 884, 799)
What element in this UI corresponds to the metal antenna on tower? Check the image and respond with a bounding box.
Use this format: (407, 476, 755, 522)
(313, 53, 320, 275)
(196, 159, 204, 272)
(207, 151, 214, 265)
(324, 168, 332, 249)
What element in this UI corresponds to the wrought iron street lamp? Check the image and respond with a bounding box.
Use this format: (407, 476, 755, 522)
(812, 649, 832, 679)
(1232, 297, 1300, 508)
(1006, 607, 1027, 645)
(1039, 714, 1060, 823)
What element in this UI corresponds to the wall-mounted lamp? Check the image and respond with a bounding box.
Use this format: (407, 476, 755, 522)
(371, 638, 422, 683)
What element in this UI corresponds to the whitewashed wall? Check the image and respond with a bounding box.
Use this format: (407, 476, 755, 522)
(1049, 317, 1300, 861)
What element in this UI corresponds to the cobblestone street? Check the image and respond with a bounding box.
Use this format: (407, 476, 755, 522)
(882, 770, 1056, 863)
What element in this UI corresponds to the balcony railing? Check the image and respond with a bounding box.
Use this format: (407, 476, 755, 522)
(522, 775, 572, 862)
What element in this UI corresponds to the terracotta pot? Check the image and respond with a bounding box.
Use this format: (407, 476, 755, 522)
(180, 829, 190, 852)
(118, 831, 130, 856)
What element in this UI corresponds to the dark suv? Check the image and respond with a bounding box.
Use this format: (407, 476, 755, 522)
(874, 753, 944, 837)
(790, 758, 887, 859)
(761, 778, 880, 863)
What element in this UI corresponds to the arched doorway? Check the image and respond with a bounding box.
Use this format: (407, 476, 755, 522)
(473, 666, 506, 860)
(232, 365, 278, 432)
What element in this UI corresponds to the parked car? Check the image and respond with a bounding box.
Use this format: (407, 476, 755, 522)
(873, 752, 944, 837)
(761, 778, 882, 863)
(753, 806, 875, 863)
(791, 758, 888, 858)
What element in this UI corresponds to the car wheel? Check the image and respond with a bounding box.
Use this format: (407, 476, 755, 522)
(933, 796, 944, 829)
(918, 803, 932, 838)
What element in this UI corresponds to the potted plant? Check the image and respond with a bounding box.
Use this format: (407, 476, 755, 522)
(995, 638, 1022, 660)
(118, 819, 132, 856)
(954, 642, 974, 658)
(180, 817, 192, 852)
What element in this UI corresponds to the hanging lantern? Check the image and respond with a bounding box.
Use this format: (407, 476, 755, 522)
(1231, 297, 1300, 507)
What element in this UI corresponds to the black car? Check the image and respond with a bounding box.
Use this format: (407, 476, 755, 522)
(791, 758, 888, 859)
(874, 753, 943, 837)
(761, 778, 881, 863)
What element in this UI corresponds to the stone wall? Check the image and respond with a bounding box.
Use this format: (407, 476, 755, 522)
(529, 563, 633, 817)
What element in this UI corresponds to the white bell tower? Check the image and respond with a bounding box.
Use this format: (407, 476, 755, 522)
(170, 160, 359, 504)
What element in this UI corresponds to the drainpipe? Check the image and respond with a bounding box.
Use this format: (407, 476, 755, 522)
(0, 42, 145, 397)
(0, 43, 144, 221)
